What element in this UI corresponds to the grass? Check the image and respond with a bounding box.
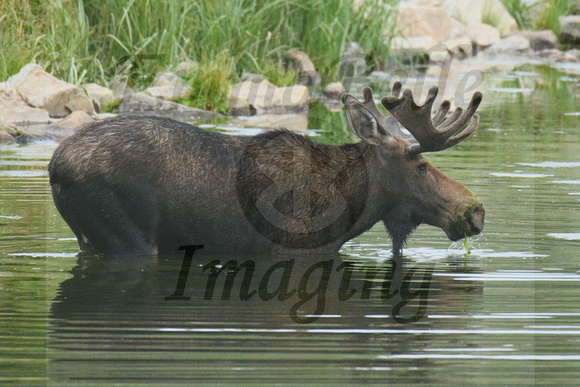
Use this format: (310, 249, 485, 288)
(482, 0, 503, 29)
(500, 0, 539, 29)
(0, 0, 397, 111)
(535, 0, 572, 36)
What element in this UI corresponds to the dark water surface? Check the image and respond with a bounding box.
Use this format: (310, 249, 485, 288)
(1, 65, 579, 385)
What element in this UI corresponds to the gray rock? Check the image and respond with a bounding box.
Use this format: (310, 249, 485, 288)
(83, 83, 116, 111)
(567, 48, 580, 61)
(0, 85, 51, 125)
(93, 113, 118, 121)
(0, 129, 16, 145)
(112, 82, 134, 102)
(518, 30, 559, 51)
(119, 92, 218, 121)
(229, 114, 308, 131)
(341, 42, 366, 78)
(174, 61, 197, 78)
(469, 22, 501, 49)
(536, 49, 580, 63)
(482, 35, 532, 57)
(429, 37, 473, 62)
(396, 3, 453, 44)
(7, 64, 94, 117)
(46, 111, 95, 141)
(322, 82, 346, 100)
(143, 72, 191, 101)
(0, 122, 18, 137)
(229, 80, 309, 115)
(560, 15, 580, 44)
(241, 73, 267, 83)
(286, 51, 321, 86)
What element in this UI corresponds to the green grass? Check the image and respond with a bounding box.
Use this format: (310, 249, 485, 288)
(482, 0, 503, 29)
(0, 0, 397, 111)
(500, 0, 538, 29)
(535, 0, 572, 36)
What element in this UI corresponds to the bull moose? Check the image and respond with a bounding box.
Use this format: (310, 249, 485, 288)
(48, 84, 485, 255)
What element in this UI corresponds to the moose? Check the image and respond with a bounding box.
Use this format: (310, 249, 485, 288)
(48, 83, 485, 255)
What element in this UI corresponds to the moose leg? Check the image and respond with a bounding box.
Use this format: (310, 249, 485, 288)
(51, 183, 158, 255)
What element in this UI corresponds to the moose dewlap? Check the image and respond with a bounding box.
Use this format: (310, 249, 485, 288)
(48, 84, 485, 255)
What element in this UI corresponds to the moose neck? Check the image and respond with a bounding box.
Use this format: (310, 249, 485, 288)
(331, 141, 395, 249)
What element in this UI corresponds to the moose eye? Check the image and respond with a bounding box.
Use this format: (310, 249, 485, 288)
(416, 164, 428, 175)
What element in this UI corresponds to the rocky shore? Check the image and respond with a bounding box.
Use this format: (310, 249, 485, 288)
(2, 0, 580, 145)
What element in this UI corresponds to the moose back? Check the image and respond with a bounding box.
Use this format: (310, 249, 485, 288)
(48, 85, 485, 255)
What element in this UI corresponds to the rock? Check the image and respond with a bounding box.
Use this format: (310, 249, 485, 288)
(0, 122, 18, 137)
(517, 30, 559, 51)
(229, 80, 309, 114)
(83, 83, 116, 112)
(119, 92, 218, 121)
(428, 37, 473, 62)
(391, 36, 437, 53)
(536, 49, 580, 63)
(454, 0, 518, 36)
(7, 64, 94, 117)
(0, 85, 51, 125)
(0, 129, 16, 145)
(143, 72, 192, 101)
(390, 36, 435, 65)
(112, 82, 134, 102)
(229, 114, 308, 131)
(397, 3, 453, 44)
(482, 35, 532, 57)
(286, 51, 320, 86)
(93, 113, 118, 121)
(322, 82, 346, 100)
(174, 61, 197, 78)
(340, 42, 366, 78)
(468, 22, 501, 49)
(46, 111, 95, 141)
(560, 15, 580, 44)
(368, 71, 395, 89)
(567, 48, 580, 61)
(450, 18, 469, 39)
(241, 73, 267, 83)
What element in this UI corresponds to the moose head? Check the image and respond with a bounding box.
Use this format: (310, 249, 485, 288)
(340, 83, 485, 252)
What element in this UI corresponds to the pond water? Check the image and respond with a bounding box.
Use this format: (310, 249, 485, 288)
(1, 64, 579, 385)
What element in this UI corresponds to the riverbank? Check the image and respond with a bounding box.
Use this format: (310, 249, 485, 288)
(2, 0, 580, 145)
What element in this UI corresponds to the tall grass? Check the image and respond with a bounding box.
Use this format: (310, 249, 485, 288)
(0, 0, 397, 109)
(500, 0, 537, 29)
(535, 0, 572, 36)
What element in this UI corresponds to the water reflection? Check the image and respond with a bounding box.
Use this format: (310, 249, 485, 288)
(48, 251, 484, 384)
(51, 252, 460, 326)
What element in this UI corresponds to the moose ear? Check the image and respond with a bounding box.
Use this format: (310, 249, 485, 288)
(345, 102, 393, 146)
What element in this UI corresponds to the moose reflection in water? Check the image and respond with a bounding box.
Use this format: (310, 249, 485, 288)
(48, 83, 485, 255)
(48, 252, 484, 383)
(51, 252, 481, 327)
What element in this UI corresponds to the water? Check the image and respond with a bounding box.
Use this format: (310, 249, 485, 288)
(1, 64, 579, 385)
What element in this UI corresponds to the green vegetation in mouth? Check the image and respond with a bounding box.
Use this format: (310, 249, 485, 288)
(464, 234, 471, 255)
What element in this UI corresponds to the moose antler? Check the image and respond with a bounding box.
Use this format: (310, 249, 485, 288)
(341, 82, 411, 141)
(381, 86, 482, 156)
